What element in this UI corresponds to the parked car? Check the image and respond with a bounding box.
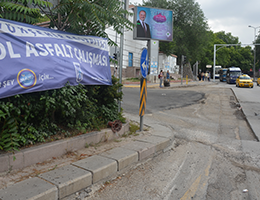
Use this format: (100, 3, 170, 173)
(236, 75, 254, 88)
(257, 77, 260, 86)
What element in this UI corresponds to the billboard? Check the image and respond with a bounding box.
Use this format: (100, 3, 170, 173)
(0, 18, 111, 99)
(133, 6, 173, 41)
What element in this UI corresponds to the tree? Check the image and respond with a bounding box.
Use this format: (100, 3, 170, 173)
(0, 0, 50, 24)
(199, 31, 253, 73)
(0, 0, 134, 46)
(215, 31, 239, 44)
(143, 0, 210, 65)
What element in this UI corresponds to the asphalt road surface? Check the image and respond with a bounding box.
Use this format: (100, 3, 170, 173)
(87, 84, 258, 200)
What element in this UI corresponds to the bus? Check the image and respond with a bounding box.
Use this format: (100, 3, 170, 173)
(226, 67, 242, 84)
(214, 66, 222, 79)
(219, 68, 227, 82)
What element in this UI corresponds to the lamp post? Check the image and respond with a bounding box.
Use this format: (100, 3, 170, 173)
(248, 25, 260, 81)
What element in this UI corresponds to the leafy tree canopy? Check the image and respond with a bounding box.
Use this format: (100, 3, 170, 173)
(0, 0, 134, 46)
(215, 31, 239, 44)
(142, 0, 210, 65)
(199, 31, 253, 73)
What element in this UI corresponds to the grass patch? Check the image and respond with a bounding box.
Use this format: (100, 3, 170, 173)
(129, 122, 140, 135)
(126, 78, 140, 82)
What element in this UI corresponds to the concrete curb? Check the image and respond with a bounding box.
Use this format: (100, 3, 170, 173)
(0, 124, 174, 200)
(123, 81, 217, 89)
(0, 122, 130, 173)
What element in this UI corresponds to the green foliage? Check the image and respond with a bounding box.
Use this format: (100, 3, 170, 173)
(0, 0, 52, 24)
(199, 31, 253, 73)
(215, 31, 239, 44)
(0, 78, 125, 152)
(143, 0, 210, 64)
(0, 103, 20, 151)
(1, 0, 134, 47)
(129, 122, 139, 135)
(125, 77, 140, 82)
(45, 0, 133, 46)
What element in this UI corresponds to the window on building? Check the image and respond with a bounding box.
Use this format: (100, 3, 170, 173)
(128, 52, 133, 67)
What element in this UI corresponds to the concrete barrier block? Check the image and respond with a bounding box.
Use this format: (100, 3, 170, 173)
(0, 177, 58, 200)
(23, 140, 67, 168)
(66, 134, 89, 152)
(9, 151, 24, 170)
(0, 154, 9, 173)
(72, 155, 117, 184)
(100, 147, 138, 170)
(39, 165, 92, 199)
(118, 122, 129, 137)
(84, 131, 103, 147)
(123, 140, 156, 161)
(99, 129, 114, 142)
(137, 135, 170, 153)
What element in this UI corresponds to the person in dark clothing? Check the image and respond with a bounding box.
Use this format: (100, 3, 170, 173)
(137, 10, 151, 38)
(198, 72, 201, 81)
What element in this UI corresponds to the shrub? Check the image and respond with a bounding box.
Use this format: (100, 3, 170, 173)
(0, 76, 124, 152)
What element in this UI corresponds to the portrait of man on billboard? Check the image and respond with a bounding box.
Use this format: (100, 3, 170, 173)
(137, 10, 151, 38)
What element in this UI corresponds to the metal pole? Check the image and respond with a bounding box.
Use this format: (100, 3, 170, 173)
(196, 61, 198, 81)
(118, 0, 126, 113)
(181, 65, 183, 85)
(254, 43, 256, 81)
(254, 28, 256, 81)
(248, 25, 260, 81)
(140, 116, 143, 131)
(213, 44, 216, 82)
(114, 32, 117, 77)
(140, 77, 144, 131)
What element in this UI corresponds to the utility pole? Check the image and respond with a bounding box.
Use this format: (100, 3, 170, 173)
(118, 0, 127, 113)
(181, 55, 186, 85)
(248, 25, 260, 81)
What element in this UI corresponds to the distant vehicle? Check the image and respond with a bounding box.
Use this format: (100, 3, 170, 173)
(236, 74, 253, 88)
(226, 67, 242, 84)
(214, 66, 221, 79)
(219, 68, 228, 82)
(257, 77, 260, 86)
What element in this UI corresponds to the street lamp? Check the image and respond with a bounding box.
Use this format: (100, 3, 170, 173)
(248, 25, 260, 81)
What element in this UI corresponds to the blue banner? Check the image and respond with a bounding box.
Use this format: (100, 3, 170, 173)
(0, 18, 112, 99)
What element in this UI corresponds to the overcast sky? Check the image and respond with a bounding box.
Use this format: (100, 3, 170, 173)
(130, 0, 260, 45)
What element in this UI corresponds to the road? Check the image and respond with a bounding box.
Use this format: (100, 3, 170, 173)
(88, 81, 260, 200)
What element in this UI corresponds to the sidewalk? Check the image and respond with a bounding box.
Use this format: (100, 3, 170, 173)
(123, 79, 216, 88)
(0, 115, 174, 200)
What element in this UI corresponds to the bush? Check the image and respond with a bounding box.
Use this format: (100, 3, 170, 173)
(0, 76, 124, 152)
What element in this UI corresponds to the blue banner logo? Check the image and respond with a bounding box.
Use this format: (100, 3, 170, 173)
(17, 69, 37, 89)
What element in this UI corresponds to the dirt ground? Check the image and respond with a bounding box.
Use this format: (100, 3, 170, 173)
(0, 121, 151, 190)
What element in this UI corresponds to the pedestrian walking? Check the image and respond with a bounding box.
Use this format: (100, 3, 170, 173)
(205, 72, 208, 82)
(159, 70, 164, 88)
(208, 72, 211, 81)
(198, 72, 201, 81)
(201, 72, 205, 81)
(166, 70, 170, 81)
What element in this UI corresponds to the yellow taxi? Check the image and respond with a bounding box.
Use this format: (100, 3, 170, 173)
(236, 74, 254, 88)
(257, 77, 260, 86)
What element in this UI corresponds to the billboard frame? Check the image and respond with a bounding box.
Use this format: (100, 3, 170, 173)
(133, 6, 173, 42)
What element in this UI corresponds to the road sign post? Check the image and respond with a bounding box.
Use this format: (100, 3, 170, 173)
(139, 78, 147, 131)
(139, 48, 148, 131)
